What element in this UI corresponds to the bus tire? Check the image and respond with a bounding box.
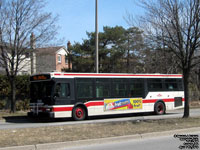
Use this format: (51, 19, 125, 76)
(154, 101, 166, 115)
(72, 106, 86, 121)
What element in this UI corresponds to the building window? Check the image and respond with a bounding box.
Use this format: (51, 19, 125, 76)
(58, 55, 61, 63)
(65, 55, 68, 64)
(25, 52, 30, 58)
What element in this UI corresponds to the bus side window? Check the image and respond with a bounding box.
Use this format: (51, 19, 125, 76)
(165, 79, 178, 91)
(76, 79, 93, 99)
(129, 79, 144, 98)
(55, 83, 70, 98)
(55, 83, 61, 97)
(112, 79, 129, 97)
(96, 78, 111, 98)
(177, 79, 184, 90)
(148, 79, 163, 91)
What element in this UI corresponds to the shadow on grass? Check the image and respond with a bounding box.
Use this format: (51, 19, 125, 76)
(2, 116, 30, 123)
(2, 111, 179, 124)
(2, 115, 72, 123)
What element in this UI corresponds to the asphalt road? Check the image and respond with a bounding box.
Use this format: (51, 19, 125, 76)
(0, 108, 200, 130)
(63, 132, 200, 150)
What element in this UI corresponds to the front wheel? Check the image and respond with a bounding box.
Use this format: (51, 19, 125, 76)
(72, 106, 86, 121)
(154, 101, 166, 115)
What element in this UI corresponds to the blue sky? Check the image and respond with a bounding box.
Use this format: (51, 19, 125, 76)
(45, 0, 143, 44)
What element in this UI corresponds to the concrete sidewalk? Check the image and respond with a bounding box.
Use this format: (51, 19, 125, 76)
(0, 127, 200, 150)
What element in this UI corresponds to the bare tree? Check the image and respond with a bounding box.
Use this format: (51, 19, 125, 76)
(0, 0, 58, 112)
(190, 65, 200, 100)
(134, 0, 200, 118)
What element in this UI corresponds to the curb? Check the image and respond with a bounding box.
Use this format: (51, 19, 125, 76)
(0, 127, 200, 150)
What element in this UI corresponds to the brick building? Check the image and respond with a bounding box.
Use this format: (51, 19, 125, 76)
(34, 46, 72, 73)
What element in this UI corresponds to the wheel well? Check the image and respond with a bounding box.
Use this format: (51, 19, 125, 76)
(154, 100, 166, 111)
(155, 100, 165, 105)
(73, 103, 88, 117)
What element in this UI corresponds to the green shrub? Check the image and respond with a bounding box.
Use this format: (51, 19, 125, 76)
(0, 75, 10, 100)
(16, 99, 30, 111)
(0, 75, 30, 110)
(0, 100, 6, 110)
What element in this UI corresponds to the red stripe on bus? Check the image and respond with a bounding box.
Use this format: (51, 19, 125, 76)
(52, 102, 104, 112)
(85, 101, 104, 107)
(54, 73, 182, 78)
(52, 107, 73, 112)
(54, 73, 61, 76)
(142, 98, 175, 103)
(142, 99, 157, 103)
(164, 99, 175, 102)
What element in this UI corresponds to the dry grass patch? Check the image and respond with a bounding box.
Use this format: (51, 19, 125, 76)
(190, 101, 200, 108)
(0, 117, 200, 147)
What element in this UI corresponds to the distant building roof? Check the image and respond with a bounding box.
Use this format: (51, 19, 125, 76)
(35, 46, 66, 55)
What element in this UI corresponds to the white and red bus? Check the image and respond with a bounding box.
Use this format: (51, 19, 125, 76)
(28, 72, 184, 120)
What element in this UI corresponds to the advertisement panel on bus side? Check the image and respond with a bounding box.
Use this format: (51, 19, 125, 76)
(104, 98, 143, 111)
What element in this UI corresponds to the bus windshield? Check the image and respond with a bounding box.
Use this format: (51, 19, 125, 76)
(30, 81, 54, 104)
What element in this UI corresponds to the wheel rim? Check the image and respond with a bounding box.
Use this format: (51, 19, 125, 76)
(75, 108, 84, 118)
(157, 103, 164, 114)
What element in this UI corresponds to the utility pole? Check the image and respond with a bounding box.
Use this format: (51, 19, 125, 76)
(95, 0, 99, 73)
(30, 33, 36, 74)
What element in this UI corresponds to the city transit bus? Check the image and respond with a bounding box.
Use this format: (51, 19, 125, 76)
(28, 72, 184, 121)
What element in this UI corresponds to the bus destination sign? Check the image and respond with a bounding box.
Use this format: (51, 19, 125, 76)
(30, 75, 50, 81)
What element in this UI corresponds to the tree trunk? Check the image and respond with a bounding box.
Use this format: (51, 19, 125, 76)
(10, 78, 16, 113)
(198, 68, 200, 100)
(183, 70, 190, 118)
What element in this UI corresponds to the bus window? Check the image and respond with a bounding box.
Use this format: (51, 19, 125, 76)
(165, 79, 178, 91)
(96, 79, 111, 98)
(148, 79, 163, 91)
(30, 81, 54, 103)
(129, 79, 144, 97)
(76, 79, 93, 99)
(112, 79, 129, 97)
(55, 83, 70, 98)
(177, 79, 184, 90)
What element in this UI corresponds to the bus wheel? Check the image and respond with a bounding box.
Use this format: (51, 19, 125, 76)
(154, 101, 166, 115)
(72, 106, 86, 121)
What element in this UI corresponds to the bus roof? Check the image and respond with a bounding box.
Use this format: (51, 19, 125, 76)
(47, 72, 183, 79)
(30, 72, 183, 81)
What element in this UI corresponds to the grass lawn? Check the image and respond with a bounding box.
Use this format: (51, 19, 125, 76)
(0, 116, 200, 147)
(0, 101, 199, 147)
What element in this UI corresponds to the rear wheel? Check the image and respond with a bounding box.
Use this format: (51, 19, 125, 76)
(72, 106, 86, 121)
(154, 101, 166, 115)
